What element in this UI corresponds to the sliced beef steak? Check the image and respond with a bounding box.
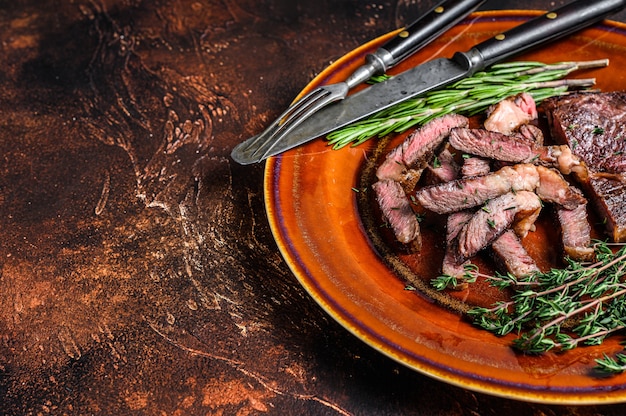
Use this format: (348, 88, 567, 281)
(372, 179, 421, 247)
(491, 230, 540, 277)
(518, 124, 544, 146)
(414, 164, 540, 214)
(484, 92, 538, 135)
(534, 166, 587, 210)
(441, 210, 474, 283)
(456, 191, 542, 260)
(557, 204, 594, 261)
(449, 128, 537, 162)
(461, 156, 491, 177)
(457, 155, 539, 278)
(544, 92, 626, 241)
(440, 163, 539, 280)
(376, 114, 468, 188)
(425, 145, 460, 184)
(448, 128, 586, 176)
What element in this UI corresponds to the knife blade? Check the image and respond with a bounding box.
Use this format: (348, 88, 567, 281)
(237, 0, 625, 164)
(231, 0, 487, 165)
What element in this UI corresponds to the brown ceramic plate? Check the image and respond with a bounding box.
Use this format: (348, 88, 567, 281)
(265, 11, 626, 404)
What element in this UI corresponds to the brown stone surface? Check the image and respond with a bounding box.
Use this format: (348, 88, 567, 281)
(2, 0, 626, 414)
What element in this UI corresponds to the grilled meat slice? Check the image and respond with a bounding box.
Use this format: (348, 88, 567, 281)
(461, 156, 491, 177)
(375, 147, 421, 191)
(534, 166, 587, 210)
(414, 164, 540, 214)
(426, 145, 460, 184)
(449, 128, 536, 162)
(518, 124, 544, 146)
(376, 114, 469, 187)
(441, 210, 474, 282)
(457, 191, 542, 260)
(545, 92, 626, 168)
(372, 179, 421, 247)
(448, 128, 586, 176)
(557, 204, 594, 261)
(587, 177, 626, 242)
(544, 91, 626, 241)
(491, 230, 540, 277)
(484, 92, 538, 135)
(457, 152, 539, 278)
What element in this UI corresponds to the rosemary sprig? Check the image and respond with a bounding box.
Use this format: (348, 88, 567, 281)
(450, 240, 626, 374)
(326, 59, 608, 149)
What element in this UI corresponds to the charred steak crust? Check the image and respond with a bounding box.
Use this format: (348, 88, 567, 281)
(544, 92, 626, 241)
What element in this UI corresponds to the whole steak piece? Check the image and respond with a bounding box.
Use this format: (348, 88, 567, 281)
(544, 92, 626, 242)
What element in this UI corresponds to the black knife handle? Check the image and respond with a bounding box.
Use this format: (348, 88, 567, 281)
(368, 0, 486, 73)
(456, 0, 625, 71)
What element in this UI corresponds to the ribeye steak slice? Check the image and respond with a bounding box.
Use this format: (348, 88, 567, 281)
(376, 113, 468, 189)
(544, 92, 626, 241)
(372, 179, 421, 247)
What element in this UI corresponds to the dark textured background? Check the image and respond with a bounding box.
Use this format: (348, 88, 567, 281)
(2, 0, 626, 414)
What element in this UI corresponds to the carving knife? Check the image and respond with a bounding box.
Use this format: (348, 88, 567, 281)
(231, 0, 487, 165)
(234, 0, 625, 164)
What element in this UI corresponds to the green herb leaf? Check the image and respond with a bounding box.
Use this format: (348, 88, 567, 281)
(447, 241, 626, 375)
(326, 60, 606, 149)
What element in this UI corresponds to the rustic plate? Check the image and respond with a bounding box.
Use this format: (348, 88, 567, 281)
(265, 11, 626, 404)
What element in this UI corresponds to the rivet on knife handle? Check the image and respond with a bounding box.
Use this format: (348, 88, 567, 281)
(457, 0, 626, 70)
(369, 0, 487, 73)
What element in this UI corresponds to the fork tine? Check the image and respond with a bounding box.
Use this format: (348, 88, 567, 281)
(233, 88, 323, 156)
(249, 87, 333, 158)
(239, 88, 325, 154)
(252, 89, 338, 159)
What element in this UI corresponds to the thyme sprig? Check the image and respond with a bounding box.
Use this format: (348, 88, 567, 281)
(430, 264, 479, 290)
(326, 59, 608, 149)
(596, 352, 626, 374)
(451, 240, 626, 374)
